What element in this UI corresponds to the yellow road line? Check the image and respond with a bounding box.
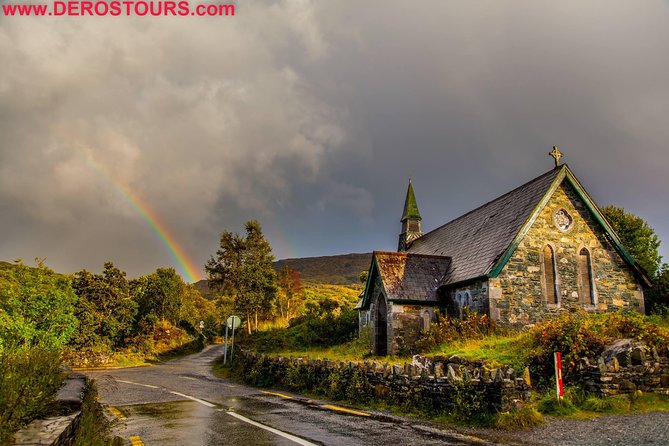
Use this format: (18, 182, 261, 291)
(107, 406, 125, 419)
(260, 390, 293, 399)
(129, 435, 145, 446)
(322, 404, 370, 417)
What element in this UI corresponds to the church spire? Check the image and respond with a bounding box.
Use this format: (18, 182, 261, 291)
(398, 179, 423, 251)
(401, 179, 422, 222)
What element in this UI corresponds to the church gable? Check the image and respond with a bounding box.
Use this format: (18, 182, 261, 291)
(489, 178, 646, 326)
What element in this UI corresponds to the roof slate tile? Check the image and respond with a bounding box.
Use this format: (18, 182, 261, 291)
(407, 167, 561, 285)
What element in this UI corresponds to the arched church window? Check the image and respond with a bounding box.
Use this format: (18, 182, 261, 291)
(543, 245, 559, 304)
(579, 248, 596, 305)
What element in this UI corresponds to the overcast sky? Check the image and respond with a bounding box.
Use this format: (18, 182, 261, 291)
(2, 1, 668, 280)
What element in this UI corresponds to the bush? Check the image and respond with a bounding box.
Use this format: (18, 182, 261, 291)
(0, 347, 64, 443)
(526, 313, 606, 385)
(447, 379, 492, 423)
(0, 261, 78, 350)
(525, 312, 669, 386)
(246, 299, 359, 353)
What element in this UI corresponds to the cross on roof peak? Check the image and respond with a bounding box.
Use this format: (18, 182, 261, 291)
(549, 146, 563, 167)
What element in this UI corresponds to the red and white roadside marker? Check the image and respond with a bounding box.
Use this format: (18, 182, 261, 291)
(554, 352, 564, 399)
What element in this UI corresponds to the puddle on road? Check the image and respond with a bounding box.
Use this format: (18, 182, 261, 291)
(117, 400, 301, 446)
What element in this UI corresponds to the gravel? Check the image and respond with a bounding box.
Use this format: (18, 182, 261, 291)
(470, 411, 669, 446)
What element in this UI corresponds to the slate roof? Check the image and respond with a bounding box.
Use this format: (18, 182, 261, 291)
(407, 167, 562, 285)
(373, 251, 451, 302)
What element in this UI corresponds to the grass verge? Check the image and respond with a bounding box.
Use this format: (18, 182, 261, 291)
(72, 380, 123, 446)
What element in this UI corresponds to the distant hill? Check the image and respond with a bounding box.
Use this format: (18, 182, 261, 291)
(193, 252, 372, 299)
(275, 252, 372, 285)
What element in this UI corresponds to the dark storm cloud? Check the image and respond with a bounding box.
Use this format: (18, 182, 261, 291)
(1, 1, 668, 278)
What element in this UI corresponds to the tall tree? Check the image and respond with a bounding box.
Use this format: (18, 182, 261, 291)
(132, 268, 185, 326)
(71, 262, 137, 349)
(277, 266, 304, 320)
(646, 263, 669, 313)
(601, 205, 662, 277)
(205, 220, 277, 333)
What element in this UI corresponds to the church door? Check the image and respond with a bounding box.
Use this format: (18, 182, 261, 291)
(375, 297, 388, 356)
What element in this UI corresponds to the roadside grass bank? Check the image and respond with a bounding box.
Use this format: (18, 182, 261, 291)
(71, 380, 123, 446)
(64, 324, 209, 369)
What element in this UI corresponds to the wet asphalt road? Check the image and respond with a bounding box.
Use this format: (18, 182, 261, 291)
(85, 345, 497, 446)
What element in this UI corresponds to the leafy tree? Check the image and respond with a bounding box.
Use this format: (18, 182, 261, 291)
(132, 268, 185, 327)
(70, 262, 137, 349)
(205, 220, 277, 333)
(646, 263, 669, 314)
(178, 285, 219, 337)
(0, 260, 78, 349)
(601, 205, 662, 277)
(277, 266, 305, 320)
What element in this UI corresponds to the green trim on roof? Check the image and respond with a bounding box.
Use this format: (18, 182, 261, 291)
(360, 254, 380, 309)
(401, 180, 422, 221)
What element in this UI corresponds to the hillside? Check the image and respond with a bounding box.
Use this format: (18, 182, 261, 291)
(274, 252, 372, 285)
(194, 252, 371, 299)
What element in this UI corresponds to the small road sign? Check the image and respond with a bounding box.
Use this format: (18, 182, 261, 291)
(226, 315, 242, 330)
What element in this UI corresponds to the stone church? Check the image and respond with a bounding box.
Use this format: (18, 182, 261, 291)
(356, 148, 652, 356)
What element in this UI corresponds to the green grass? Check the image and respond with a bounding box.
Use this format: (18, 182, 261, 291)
(255, 327, 372, 362)
(429, 333, 530, 369)
(72, 381, 123, 446)
(494, 407, 545, 430)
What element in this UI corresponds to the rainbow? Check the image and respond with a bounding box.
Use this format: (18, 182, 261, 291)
(78, 148, 201, 282)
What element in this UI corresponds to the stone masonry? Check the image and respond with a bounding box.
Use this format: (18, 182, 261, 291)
(239, 350, 531, 413)
(490, 183, 645, 327)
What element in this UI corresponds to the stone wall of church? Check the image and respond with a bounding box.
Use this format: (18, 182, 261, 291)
(445, 280, 489, 317)
(489, 181, 645, 327)
(390, 305, 435, 355)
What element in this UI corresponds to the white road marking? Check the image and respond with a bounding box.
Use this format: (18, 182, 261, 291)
(112, 377, 313, 445)
(169, 391, 217, 408)
(225, 410, 318, 446)
(115, 379, 159, 389)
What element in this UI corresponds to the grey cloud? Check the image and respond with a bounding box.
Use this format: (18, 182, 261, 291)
(1, 0, 668, 278)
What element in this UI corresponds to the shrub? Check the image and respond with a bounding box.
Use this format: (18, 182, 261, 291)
(447, 379, 492, 423)
(0, 261, 78, 350)
(0, 347, 64, 443)
(525, 312, 606, 385)
(246, 299, 359, 353)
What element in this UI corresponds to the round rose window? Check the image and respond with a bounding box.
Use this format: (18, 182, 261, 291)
(553, 209, 573, 231)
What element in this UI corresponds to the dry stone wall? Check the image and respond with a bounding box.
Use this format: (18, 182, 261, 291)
(575, 340, 669, 396)
(238, 351, 531, 413)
